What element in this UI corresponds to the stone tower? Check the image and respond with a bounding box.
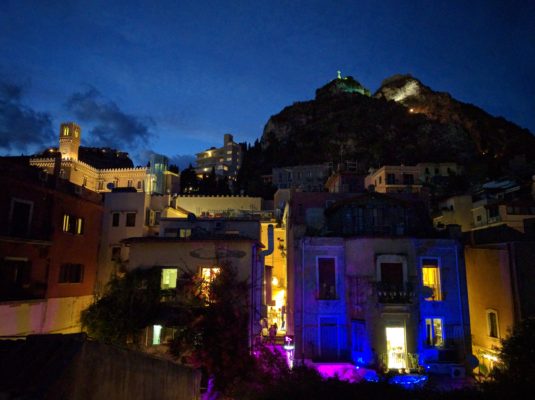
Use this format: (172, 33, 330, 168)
(59, 122, 81, 160)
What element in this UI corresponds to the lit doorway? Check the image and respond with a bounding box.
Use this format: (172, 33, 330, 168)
(385, 327, 407, 369)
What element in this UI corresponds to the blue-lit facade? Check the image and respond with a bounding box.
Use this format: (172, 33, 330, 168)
(291, 193, 471, 375)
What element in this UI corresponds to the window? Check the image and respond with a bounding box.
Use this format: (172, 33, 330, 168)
(59, 264, 84, 283)
(127, 180, 133, 188)
(487, 310, 499, 338)
(0, 258, 31, 299)
(422, 258, 442, 301)
(63, 126, 69, 136)
(137, 181, 142, 189)
(386, 173, 396, 184)
(126, 212, 136, 227)
(97, 180, 104, 190)
(380, 262, 403, 287)
(425, 318, 444, 347)
(161, 268, 178, 289)
(318, 257, 336, 299)
(82, 177, 87, 187)
(62, 214, 84, 235)
(9, 199, 33, 237)
(111, 246, 121, 261)
(179, 228, 191, 238)
(200, 267, 221, 301)
(112, 212, 120, 227)
(379, 176, 382, 184)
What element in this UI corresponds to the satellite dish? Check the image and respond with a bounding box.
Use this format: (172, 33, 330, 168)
(106, 182, 115, 190)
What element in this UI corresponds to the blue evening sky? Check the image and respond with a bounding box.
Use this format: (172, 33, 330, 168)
(1, 0, 534, 167)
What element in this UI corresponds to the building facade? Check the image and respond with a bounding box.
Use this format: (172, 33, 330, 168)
(29, 122, 177, 194)
(195, 134, 242, 178)
(0, 159, 102, 335)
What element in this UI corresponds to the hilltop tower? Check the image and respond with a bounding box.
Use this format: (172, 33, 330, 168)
(59, 122, 81, 160)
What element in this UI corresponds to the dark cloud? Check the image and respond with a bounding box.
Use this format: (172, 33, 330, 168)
(169, 154, 196, 170)
(0, 79, 54, 152)
(65, 87, 154, 150)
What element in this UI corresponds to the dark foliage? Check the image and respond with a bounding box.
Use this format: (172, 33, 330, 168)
(81, 268, 162, 346)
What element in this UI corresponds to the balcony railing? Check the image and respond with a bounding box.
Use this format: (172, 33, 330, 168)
(376, 282, 414, 304)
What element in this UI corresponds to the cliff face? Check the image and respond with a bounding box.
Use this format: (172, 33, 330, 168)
(374, 74, 535, 158)
(261, 74, 535, 175)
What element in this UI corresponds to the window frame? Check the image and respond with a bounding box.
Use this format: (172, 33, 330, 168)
(9, 198, 34, 237)
(125, 212, 136, 227)
(424, 317, 444, 347)
(316, 256, 337, 300)
(58, 263, 84, 283)
(486, 309, 500, 339)
(420, 257, 442, 301)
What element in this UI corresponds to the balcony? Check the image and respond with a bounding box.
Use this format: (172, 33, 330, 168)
(376, 282, 414, 304)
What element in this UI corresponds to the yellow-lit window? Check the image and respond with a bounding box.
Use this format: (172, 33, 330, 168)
(422, 258, 442, 301)
(76, 218, 84, 234)
(63, 127, 69, 136)
(161, 268, 178, 289)
(200, 267, 221, 301)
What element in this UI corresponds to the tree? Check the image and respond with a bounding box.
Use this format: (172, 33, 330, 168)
(491, 317, 535, 387)
(81, 268, 162, 346)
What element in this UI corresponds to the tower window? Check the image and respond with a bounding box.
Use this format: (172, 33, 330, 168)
(112, 212, 120, 227)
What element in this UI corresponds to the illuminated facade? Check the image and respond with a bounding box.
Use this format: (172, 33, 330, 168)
(195, 133, 242, 178)
(464, 228, 535, 376)
(0, 159, 102, 335)
(123, 217, 264, 350)
(365, 163, 460, 194)
(285, 190, 471, 376)
(30, 122, 150, 193)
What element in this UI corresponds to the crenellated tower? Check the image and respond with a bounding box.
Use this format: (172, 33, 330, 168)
(59, 122, 81, 160)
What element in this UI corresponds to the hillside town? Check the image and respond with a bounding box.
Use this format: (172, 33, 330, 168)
(1, 101, 535, 398)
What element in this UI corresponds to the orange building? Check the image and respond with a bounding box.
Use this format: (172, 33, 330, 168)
(0, 158, 103, 335)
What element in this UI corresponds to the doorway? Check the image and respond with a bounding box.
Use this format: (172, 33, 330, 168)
(385, 327, 407, 369)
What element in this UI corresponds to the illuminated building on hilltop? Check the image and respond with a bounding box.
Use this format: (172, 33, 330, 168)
(30, 122, 178, 194)
(195, 134, 242, 179)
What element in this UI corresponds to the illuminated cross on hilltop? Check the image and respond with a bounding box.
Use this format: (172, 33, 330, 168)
(337, 70, 342, 79)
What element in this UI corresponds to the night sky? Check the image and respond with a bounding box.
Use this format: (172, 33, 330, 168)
(1, 0, 534, 168)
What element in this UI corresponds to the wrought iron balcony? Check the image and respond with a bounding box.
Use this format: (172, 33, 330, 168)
(376, 282, 414, 304)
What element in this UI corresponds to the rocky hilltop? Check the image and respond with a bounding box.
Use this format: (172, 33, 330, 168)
(260, 73, 535, 178)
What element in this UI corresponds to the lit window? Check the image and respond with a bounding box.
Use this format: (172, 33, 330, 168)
(487, 310, 499, 338)
(59, 263, 84, 283)
(63, 127, 69, 136)
(127, 180, 133, 187)
(126, 213, 136, 227)
(200, 267, 221, 301)
(422, 258, 442, 301)
(161, 268, 178, 289)
(137, 181, 142, 189)
(152, 325, 162, 345)
(179, 228, 191, 238)
(63, 214, 84, 235)
(425, 318, 443, 347)
(318, 257, 336, 299)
